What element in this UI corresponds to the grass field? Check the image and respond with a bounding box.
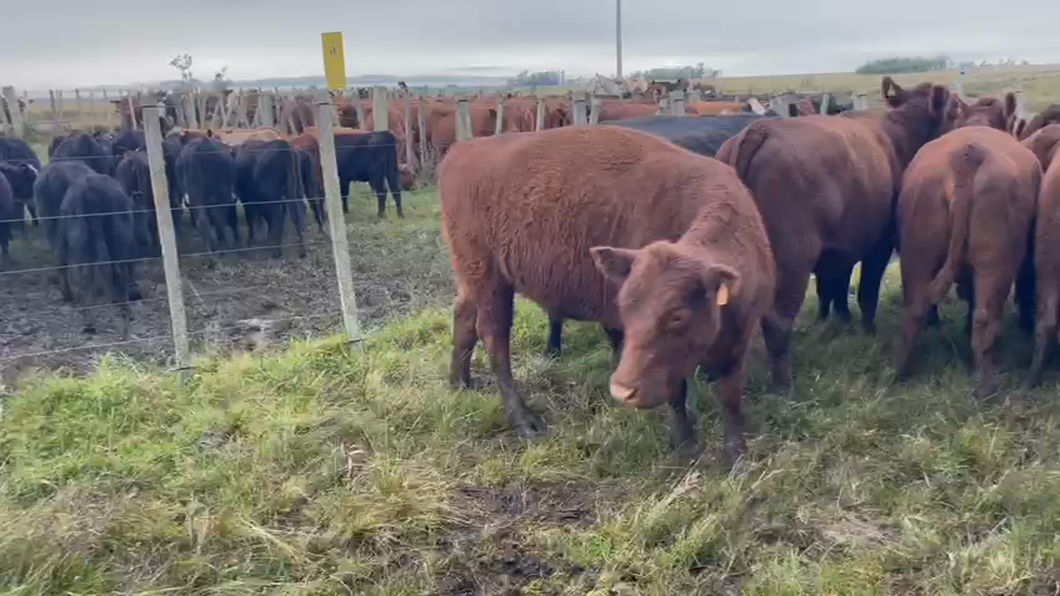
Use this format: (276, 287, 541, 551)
(4, 190, 1060, 594)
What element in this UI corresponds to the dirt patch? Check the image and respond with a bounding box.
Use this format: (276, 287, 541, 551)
(0, 190, 454, 385)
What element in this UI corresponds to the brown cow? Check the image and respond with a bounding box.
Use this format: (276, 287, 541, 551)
(1024, 125, 1060, 384)
(687, 101, 743, 116)
(1019, 104, 1060, 140)
(896, 124, 1040, 397)
(439, 125, 775, 461)
(716, 77, 957, 391)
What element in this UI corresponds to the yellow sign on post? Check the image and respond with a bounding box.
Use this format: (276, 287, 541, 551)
(321, 32, 346, 91)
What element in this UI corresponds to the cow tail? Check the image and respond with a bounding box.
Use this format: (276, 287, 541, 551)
(717, 122, 770, 183)
(929, 143, 985, 304)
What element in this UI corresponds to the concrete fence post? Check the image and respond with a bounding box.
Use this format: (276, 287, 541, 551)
(819, 93, 832, 115)
(142, 106, 191, 372)
(535, 97, 546, 131)
(494, 99, 505, 135)
(2, 87, 25, 138)
(372, 86, 389, 131)
(573, 96, 588, 125)
(258, 92, 274, 128)
(417, 96, 428, 167)
(670, 90, 685, 116)
(589, 96, 601, 125)
(404, 95, 415, 164)
(455, 99, 472, 141)
(315, 97, 362, 343)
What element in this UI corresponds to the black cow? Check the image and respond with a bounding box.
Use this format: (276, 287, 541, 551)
(177, 137, 238, 257)
(0, 137, 42, 228)
(0, 172, 15, 266)
(52, 133, 113, 175)
(606, 114, 773, 158)
(56, 173, 140, 335)
(335, 130, 403, 218)
(235, 139, 307, 258)
(114, 151, 157, 255)
(111, 129, 146, 158)
(33, 161, 95, 251)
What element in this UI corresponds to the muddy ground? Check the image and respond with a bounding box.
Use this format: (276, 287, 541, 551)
(0, 187, 453, 385)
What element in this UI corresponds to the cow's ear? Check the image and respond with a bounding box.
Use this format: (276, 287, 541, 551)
(591, 246, 638, 284)
(702, 263, 741, 307)
(882, 76, 907, 107)
(1004, 91, 1018, 122)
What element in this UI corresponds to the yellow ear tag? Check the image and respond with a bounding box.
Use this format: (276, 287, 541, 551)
(716, 284, 730, 306)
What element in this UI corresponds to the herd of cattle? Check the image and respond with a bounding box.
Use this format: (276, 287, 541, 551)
(0, 121, 410, 334)
(435, 76, 1060, 463)
(0, 89, 832, 339)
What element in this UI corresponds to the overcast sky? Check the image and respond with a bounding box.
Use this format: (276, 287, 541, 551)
(2, 0, 1057, 90)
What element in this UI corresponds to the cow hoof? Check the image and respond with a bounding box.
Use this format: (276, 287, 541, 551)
(670, 439, 701, 461)
(545, 346, 561, 359)
(512, 408, 547, 438)
(862, 321, 877, 335)
(397, 211, 406, 219)
(451, 376, 489, 391)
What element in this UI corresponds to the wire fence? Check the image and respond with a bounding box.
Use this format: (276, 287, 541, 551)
(0, 98, 458, 379)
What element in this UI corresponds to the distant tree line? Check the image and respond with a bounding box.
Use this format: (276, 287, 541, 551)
(508, 70, 565, 86)
(631, 63, 721, 80)
(855, 56, 952, 75)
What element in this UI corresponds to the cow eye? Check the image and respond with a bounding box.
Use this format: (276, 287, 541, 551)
(667, 309, 690, 330)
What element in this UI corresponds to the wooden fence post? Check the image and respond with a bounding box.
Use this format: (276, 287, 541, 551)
(535, 97, 546, 131)
(417, 96, 428, 167)
(589, 96, 601, 124)
(456, 99, 472, 141)
(670, 90, 685, 116)
(126, 93, 139, 129)
(573, 96, 588, 125)
(315, 97, 362, 343)
(404, 95, 415, 165)
(142, 106, 191, 372)
(2, 87, 25, 138)
(372, 86, 389, 131)
(494, 98, 505, 135)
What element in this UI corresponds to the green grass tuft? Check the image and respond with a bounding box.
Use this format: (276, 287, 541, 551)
(5, 221, 1060, 593)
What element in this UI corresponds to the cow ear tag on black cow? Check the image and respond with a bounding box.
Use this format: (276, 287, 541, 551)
(716, 285, 730, 306)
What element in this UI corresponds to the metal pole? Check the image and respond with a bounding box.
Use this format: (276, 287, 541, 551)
(615, 0, 623, 79)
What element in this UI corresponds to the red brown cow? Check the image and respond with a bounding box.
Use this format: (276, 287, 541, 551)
(895, 96, 1039, 398)
(439, 125, 775, 462)
(716, 77, 957, 391)
(686, 101, 743, 116)
(1024, 125, 1060, 383)
(1018, 104, 1060, 140)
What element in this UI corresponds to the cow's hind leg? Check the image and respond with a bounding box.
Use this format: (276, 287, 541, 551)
(369, 176, 388, 219)
(857, 232, 894, 334)
(971, 273, 1010, 400)
(546, 315, 563, 358)
(289, 198, 307, 258)
(449, 286, 478, 389)
(762, 262, 813, 394)
(1029, 284, 1058, 386)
